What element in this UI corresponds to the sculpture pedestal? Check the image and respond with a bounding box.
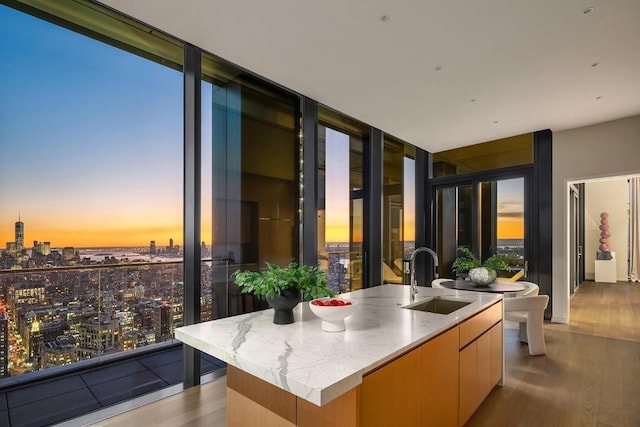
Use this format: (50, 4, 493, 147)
(595, 252, 617, 283)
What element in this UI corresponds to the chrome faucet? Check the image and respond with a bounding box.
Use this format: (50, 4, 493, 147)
(406, 247, 439, 302)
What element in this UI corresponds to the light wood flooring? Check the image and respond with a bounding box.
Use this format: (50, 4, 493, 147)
(91, 281, 640, 427)
(468, 281, 640, 427)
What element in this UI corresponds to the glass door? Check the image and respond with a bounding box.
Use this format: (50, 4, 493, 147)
(382, 140, 416, 283)
(435, 176, 528, 280)
(435, 184, 473, 278)
(569, 184, 583, 294)
(480, 177, 526, 277)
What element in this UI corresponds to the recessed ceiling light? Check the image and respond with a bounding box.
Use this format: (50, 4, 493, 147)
(434, 65, 443, 71)
(595, 96, 603, 100)
(591, 62, 600, 67)
(583, 7, 594, 14)
(380, 15, 390, 22)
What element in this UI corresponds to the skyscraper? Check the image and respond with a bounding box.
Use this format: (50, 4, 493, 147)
(150, 240, 156, 257)
(15, 217, 24, 251)
(0, 308, 8, 378)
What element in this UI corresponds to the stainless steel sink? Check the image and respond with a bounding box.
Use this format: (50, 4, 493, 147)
(403, 297, 471, 314)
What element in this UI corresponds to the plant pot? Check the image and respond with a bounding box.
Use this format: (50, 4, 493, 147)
(468, 267, 497, 286)
(266, 288, 301, 324)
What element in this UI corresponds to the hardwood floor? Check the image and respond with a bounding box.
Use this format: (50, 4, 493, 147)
(89, 281, 640, 427)
(90, 377, 228, 427)
(468, 281, 640, 427)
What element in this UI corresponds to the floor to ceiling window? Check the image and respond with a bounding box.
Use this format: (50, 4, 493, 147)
(0, 1, 184, 382)
(203, 58, 301, 317)
(317, 111, 367, 293)
(383, 138, 416, 283)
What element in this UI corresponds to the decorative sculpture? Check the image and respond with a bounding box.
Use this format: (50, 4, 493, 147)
(597, 212, 613, 260)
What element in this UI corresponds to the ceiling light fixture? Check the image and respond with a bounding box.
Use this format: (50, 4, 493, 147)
(591, 62, 600, 67)
(595, 96, 603, 100)
(380, 15, 390, 22)
(583, 7, 594, 14)
(470, 99, 476, 103)
(434, 65, 443, 71)
(493, 121, 499, 124)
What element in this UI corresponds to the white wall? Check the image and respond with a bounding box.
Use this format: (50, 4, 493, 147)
(552, 115, 640, 323)
(584, 179, 628, 281)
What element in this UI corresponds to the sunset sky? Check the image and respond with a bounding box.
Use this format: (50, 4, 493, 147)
(0, 6, 190, 248)
(324, 129, 351, 243)
(0, 5, 523, 250)
(496, 178, 525, 239)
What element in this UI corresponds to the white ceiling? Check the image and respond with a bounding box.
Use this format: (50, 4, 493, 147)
(100, 0, 640, 153)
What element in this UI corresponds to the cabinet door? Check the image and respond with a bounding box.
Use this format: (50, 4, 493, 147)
(361, 347, 421, 426)
(421, 327, 459, 427)
(459, 322, 503, 426)
(477, 329, 492, 397)
(489, 321, 503, 387)
(459, 339, 480, 426)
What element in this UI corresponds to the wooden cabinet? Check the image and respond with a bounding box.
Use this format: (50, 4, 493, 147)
(228, 365, 359, 427)
(297, 388, 358, 427)
(421, 326, 460, 427)
(361, 301, 503, 427)
(458, 304, 503, 427)
(360, 346, 422, 426)
(459, 330, 490, 424)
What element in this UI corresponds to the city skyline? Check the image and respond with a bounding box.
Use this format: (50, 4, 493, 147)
(0, 215, 185, 249)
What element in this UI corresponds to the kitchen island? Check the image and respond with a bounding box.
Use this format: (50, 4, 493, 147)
(176, 284, 503, 426)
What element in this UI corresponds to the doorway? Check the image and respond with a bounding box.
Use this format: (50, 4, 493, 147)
(569, 184, 584, 294)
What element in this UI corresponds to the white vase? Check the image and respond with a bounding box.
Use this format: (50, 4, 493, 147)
(468, 267, 496, 286)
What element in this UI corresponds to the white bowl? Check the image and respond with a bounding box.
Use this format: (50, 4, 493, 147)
(309, 297, 358, 332)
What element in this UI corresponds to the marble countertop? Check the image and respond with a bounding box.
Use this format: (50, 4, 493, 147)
(175, 284, 502, 406)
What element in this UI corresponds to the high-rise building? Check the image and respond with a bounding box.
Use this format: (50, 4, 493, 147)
(150, 240, 156, 257)
(5, 242, 17, 255)
(15, 218, 24, 251)
(78, 316, 118, 358)
(169, 238, 173, 249)
(0, 309, 9, 378)
(153, 302, 171, 342)
(40, 335, 78, 369)
(62, 247, 76, 261)
(33, 240, 44, 255)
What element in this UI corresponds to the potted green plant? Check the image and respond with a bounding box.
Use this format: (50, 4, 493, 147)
(233, 262, 335, 324)
(451, 247, 481, 276)
(451, 248, 512, 286)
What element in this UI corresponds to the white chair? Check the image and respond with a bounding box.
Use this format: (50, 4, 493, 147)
(504, 295, 549, 356)
(431, 278, 451, 288)
(517, 281, 539, 296)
